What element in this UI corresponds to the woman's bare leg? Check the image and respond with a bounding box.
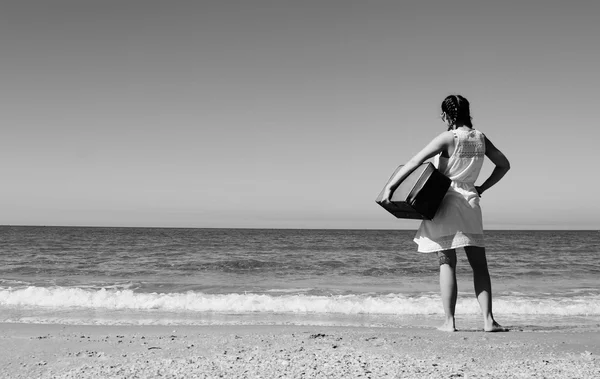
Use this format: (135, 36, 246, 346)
(464, 246, 508, 332)
(437, 249, 458, 332)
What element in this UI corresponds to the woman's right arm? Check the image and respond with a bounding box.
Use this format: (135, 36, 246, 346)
(476, 135, 510, 196)
(381, 131, 453, 204)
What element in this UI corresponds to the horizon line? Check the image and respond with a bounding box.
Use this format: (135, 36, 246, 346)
(1, 224, 598, 232)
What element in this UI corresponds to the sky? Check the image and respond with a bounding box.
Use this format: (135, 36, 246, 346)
(1, 0, 598, 230)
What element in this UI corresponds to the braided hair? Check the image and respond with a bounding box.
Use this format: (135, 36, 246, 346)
(441, 95, 473, 129)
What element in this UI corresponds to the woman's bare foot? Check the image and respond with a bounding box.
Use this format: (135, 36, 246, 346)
(437, 319, 457, 332)
(484, 321, 509, 332)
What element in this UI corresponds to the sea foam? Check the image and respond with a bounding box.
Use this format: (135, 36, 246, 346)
(1, 286, 599, 316)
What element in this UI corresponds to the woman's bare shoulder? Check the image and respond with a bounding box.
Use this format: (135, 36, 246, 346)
(434, 130, 455, 145)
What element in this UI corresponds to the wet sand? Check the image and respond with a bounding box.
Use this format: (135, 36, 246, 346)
(1, 323, 599, 378)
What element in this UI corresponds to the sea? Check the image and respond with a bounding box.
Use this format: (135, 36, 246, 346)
(1, 226, 599, 331)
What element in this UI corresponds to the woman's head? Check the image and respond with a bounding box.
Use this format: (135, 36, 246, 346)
(441, 95, 473, 128)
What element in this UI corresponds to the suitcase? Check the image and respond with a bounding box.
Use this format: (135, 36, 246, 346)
(375, 162, 451, 220)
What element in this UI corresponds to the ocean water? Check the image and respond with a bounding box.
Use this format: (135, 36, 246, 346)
(1, 226, 599, 329)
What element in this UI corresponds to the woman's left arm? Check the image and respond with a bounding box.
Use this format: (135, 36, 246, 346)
(381, 131, 453, 204)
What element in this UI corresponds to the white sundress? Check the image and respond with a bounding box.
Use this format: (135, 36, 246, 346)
(414, 128, 486, 253)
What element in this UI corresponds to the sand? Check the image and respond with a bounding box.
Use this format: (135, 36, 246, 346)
(1, 322, 599, 378)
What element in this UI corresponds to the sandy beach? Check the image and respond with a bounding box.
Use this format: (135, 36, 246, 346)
(1, 322, 598, 378)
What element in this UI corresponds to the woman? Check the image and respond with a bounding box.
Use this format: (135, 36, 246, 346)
(381, 95, 510, 332)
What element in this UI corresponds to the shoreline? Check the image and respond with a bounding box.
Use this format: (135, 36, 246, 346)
(2, 323, 599, 378)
